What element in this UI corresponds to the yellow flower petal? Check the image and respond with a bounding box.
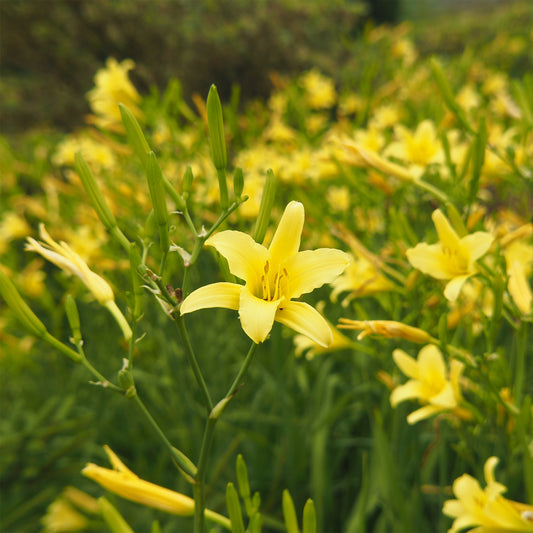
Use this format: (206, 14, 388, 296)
(462, 231, 494, 261)
(268, 201, 304, 266)
(418, 344, 447, 384)
(392, 349, 420, 379)
(238, 289, 280, 343)
(180, 282, 241, 315)
(432, 209, 461, 251)
(284, 248, 351, 298)
(406, 243, 452, 280)
(444, 274, 471, 302)
(406, 404, 444, 424)
(206, 231, 269, 289)
(275, 301, 333, 347)
(390, 380, 425, 406)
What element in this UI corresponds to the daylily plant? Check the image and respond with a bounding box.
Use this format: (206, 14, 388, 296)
(406, 209, 493, 301)
(180, 201, 350, 346)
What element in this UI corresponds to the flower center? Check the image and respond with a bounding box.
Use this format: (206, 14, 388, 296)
(442, 245, 469, 275)
(260, 260, 289, 302)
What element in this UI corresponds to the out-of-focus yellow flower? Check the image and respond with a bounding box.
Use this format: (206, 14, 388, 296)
(326, 186, 350, 213)
(456, 85, 481, 112)
(406, 209, 494, 301)
(0, 212, 31, 255)
(370, 103, 403, 130)
(390, 37, 418, 66)
(86, 58, 143, 132)
(53, 135, 116, 171)
(42, 498, 90, 533)
(338, 319, 433, 344)
(181, 201, 350, 346)
(504, 239, 533, 315)
(353, 125, 386, 153)
(83, 446, 231, 529)
(300, 69, 337, 109)
(306, 113, 329, 135)
(384, 120, 444, 178)
(294, 314, 354, 359)
(390, 345, 466, 424)
(25, 225, 132, 340)
(481, 72, 508, 96)
(264, 115, 298, 144)
(337, 93, 365, 117)
(443, 456, 533, 533)
(330, 252, 395, 305)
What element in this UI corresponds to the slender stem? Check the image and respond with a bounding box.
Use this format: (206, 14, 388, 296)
(174, 315, 213, 412)
(226, 342, 258, 399)
(413, 178, 450, 204)
(193, 342, 258, 533)
(132, 394, 197, 478)
(194, 417, 217, 533)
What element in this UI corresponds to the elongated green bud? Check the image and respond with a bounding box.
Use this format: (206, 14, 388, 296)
(445, 203, 467, 237)
(206, 85, 227, 170)
(119, 103, 150, 169)
(170, 446, 198, 481)
(65, 294, 82, 344)
(253, 169, 277, 243)
(226, 483, 245, 533)
(430, 58, 472, 133)
(302, 499, 316, 533)
(147, 151, 170, 254)
(0, 267, 47, 338)
(75, 152, 117, 233)
(181, 166, 194, 200)
(233, 167, 244, 199)
(98, 497, 135, 533)
(282, 490, 299, 533)
(236, 454, 252, 515)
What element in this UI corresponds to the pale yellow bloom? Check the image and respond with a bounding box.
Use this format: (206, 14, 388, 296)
(25, 224, 132, 340)
(300, 69, 337, 109)
(330, 252, 395, 305)
(390, 345, 465, 424)
(86, 58, 143, 131)
(370, 103, 403, 130)
(504, 239, 533, 315)
(83, 446, 231, 529)
(326, 186, 350, 213)
(338, 319, 432, 344)
(53, 135, 116, 171)
(180, 201, 350, 346)
(406, 209, 494, 301)
(42, 498, 90, 533)
(384, 120, 444, 178)
(443, 456, 533, 532)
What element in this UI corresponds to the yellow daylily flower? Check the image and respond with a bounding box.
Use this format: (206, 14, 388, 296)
(406, 209, 494, 301)
(180, 201, 350, 346)
(443, 457, 533, 533)
(25, 224, 132, 340)
(390, 345, 466, 424)
(83, 446, 231, 530)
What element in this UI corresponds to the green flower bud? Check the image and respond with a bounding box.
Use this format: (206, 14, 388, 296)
(147, 151, 170, 254)
(117, 368, 134, 391)
(98, 497, 135, 533)
(75, 153, 117, 233)
(253, 168, 277, 243)
(236, 454, 252, 515)
(65, 294, 82, 344)
(233, 167, 244, 199)
(0, 267, 47, 339)
(206, 84, 227, 170)
(181, 166, 194, 199)
(225, 483, 245, 533)
(119, 103, 151, 170)
(303, 499, 317, 533)
(282, 490, 299, 533)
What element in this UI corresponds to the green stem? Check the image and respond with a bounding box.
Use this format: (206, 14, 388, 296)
(193, 342, 258, 533)
(413, 178, 450, 204)
(174, 315, 213, 412)
(226, 342, 258, 399)
(132, 394, 197, 478)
